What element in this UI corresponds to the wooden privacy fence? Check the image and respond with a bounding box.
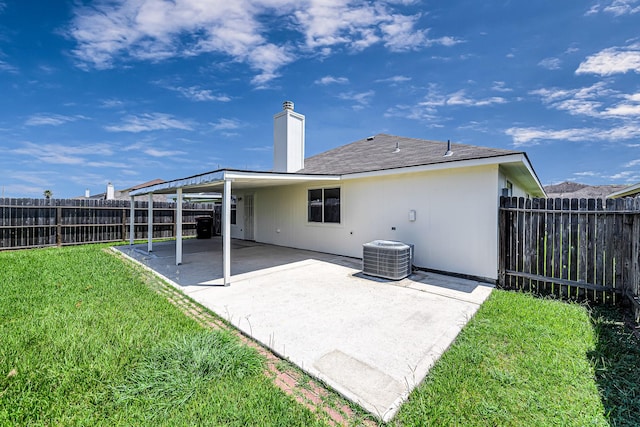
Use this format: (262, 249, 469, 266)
(0, 198, 219, 250)
(499, 196, 640, 321)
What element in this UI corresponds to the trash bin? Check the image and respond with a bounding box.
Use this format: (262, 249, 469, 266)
(195, 216, 213, 239)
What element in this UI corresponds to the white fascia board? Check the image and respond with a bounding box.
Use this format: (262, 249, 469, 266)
(607, 182, 640, 199)
(341, 154, 527, 180)
(518, 155, 546, 197)
(130, 170, 225, 196)
(498, 154, 546, 197)
(224, 170, 340, 181)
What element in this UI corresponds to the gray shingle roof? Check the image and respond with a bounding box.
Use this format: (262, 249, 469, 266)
(298, 133, 520, 175)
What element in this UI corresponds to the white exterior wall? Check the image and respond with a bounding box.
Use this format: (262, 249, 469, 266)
(252, 164, 502, 281)
(230, 194, 244, 239)
(498, 170, 530, 198)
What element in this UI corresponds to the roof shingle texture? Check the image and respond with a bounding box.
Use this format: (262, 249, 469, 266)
(298, 134, 520, 175)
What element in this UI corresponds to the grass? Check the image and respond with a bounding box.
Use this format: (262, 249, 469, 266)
(588, 305, 640, 425)
(2, 244, 639, 426)
(0, 244, 324, 426)
(395, 290, 640, 426)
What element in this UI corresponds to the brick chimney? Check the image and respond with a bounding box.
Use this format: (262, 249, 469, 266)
(273, 101, 304, 172)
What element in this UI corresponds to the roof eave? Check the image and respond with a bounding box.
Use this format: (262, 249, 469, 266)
(607, 182, 640, 199)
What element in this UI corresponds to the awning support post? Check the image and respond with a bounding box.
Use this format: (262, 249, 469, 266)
(222, 178, 231, 286)
(147, 193, 153, 253)
(129, 196, 135, 246)
(176, 188, 183, 265)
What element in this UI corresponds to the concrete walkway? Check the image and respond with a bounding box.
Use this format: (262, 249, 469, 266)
(115, 238, 493, 422)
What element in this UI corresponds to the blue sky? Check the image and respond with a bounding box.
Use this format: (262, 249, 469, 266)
(1, 0, 639, 198)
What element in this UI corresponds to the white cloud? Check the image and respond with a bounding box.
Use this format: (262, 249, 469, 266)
(576, 43, 640, 75)
(210, 118, 241, 131)
(602, 92, 640, 117)
(144, 148, 186, 157)
(87, 160, 131, 168)
(529, 82, 613, 118)
(505, 127, 595, 146)
(105, 113, 193, 132)
(25, 113, 86, 126)
(604, 103, 640, 117)
(586, 0, 640, 15)
(386, 84, 508, 124)
(68, 0, 459, 85)
(375, 75, 411, 83)
(169, 86, 231, 102)
(608, 170, 640, 180)
(491, 81, 512, 92)
(505, 124, 640, 146)
(315, 75, 349, 85)
(379, 13, 427, 51)
(100, 99, 125, 108)
(0, 59, 17, 73)
(538, 57, 561, 70)
(337, 90, 375, 109)
(625, 158, 640, 167)
(446, 90, 506, 107)
(11, 142, 114, 164)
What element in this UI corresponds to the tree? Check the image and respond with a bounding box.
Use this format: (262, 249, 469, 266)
(43, 190, 52, 200)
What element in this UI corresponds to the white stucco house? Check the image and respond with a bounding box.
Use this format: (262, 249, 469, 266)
(130, 101, 545, 285)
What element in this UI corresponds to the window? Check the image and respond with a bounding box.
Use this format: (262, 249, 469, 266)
(506, 180, 513, 196)
(230, 196, 237, 225)
(502, 180, 513, 197)
(308, 187, 340, 223)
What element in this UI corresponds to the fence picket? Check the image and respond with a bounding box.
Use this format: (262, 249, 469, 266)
(499, 196, 639, 312)
(0, 198, 218, 250)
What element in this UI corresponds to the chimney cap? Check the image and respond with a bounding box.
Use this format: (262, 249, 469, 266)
(283, 100, 294, 111)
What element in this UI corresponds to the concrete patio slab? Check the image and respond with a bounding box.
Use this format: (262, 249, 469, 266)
(115, 238, 493, 422)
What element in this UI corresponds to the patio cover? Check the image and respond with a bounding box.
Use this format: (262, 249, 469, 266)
(129, 169, 340, 285)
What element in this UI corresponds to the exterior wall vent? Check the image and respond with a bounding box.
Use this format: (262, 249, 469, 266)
(362, 240, 414, 280)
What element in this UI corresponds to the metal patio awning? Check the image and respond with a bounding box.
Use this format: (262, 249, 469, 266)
(129, 169, 340, 196)
(128, 168, 340, 286)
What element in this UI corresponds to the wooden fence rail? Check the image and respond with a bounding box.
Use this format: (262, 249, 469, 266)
(0, 198, 218, 250)
(499, 196, 640, 322)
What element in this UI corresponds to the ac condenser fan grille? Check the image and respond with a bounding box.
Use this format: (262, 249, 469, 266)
(362, 240, 413, 280)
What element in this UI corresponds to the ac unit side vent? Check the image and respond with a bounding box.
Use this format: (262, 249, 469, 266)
(362, 240, 413, 280)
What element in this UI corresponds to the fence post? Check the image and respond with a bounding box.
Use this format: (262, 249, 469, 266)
(119, 206, 124, 241)
(56, 206, 62, 247)
(498, 197, 506, 288)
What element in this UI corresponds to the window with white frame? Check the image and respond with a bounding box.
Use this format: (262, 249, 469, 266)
(308, 187, 340, 223)
(230, 196, 237, 225)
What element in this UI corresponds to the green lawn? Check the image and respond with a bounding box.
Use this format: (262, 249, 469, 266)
(1, 244, 639, 426)
(0, 245, 324, 426)
(395, 291, 640, 426)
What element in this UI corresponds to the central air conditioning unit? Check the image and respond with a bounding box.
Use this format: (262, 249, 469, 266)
(362, 240, 414, 280)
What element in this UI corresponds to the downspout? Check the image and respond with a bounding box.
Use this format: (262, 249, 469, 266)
(176, 188, 183, 265)
(147, 193, 153, 253)
(222, 178, 232, 286)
